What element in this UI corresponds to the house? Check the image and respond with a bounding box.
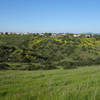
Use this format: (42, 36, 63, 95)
(73, 34, 81, 37)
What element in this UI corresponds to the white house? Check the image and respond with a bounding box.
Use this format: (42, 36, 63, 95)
(73, 34, 81, 37)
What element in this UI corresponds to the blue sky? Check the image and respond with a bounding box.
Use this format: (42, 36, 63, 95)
(0, 0, 100, 33)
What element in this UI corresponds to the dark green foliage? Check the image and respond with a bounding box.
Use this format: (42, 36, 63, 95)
(57, 58, 78, 69)
(0, 63, 9, 70)
(0, 33, 100, 70)
(0, 46, 16, 62)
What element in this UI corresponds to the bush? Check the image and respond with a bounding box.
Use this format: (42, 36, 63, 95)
(10, 63, 45, 70)
(63, 61, 78, 69)
(58, 58, 78, 69)
(0, 63, 10, 70)
(11, 64, 32, 70)
(42, 61, 57, 70)
(13, 63, 57, 70)
(27, 63, 44, 70)
(43, 64, 57, 70)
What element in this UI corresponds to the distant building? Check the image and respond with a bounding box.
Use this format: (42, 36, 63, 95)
(73, 34, 81, 37)
(52, 33, 57, 36)
(39, 33, 44, 36)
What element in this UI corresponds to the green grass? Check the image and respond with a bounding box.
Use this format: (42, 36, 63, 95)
(0, 66, 100, 100)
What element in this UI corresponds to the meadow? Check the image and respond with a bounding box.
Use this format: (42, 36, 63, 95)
(0, 65, 100, 100)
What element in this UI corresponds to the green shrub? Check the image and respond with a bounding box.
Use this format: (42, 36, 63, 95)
(27, 63, 43, 70)
(10, 63, 45, 70)
(0, 63, 10, 70)
(58, 58, 78, 69)
(63, 61, 78, 69)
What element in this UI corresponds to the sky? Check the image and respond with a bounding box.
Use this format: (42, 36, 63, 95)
(0, 0, 100, 33)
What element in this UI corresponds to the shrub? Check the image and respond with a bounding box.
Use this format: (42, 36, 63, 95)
(11, 63, 45, 70)
(27, 63, 43, 70)
(63, 61, 78, 69)
(0, 63, 10, 70)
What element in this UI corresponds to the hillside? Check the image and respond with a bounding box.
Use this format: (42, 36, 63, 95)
(0, 34, 100, 70)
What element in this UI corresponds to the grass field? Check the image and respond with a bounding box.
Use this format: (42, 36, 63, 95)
(0, 66, 100, 100)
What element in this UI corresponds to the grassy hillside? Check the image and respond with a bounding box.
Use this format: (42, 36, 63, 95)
(0, 66, 100, 100)
(1, 34, 100, 70)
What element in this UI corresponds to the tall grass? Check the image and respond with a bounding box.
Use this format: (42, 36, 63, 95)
(0, 65, 100, 100)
